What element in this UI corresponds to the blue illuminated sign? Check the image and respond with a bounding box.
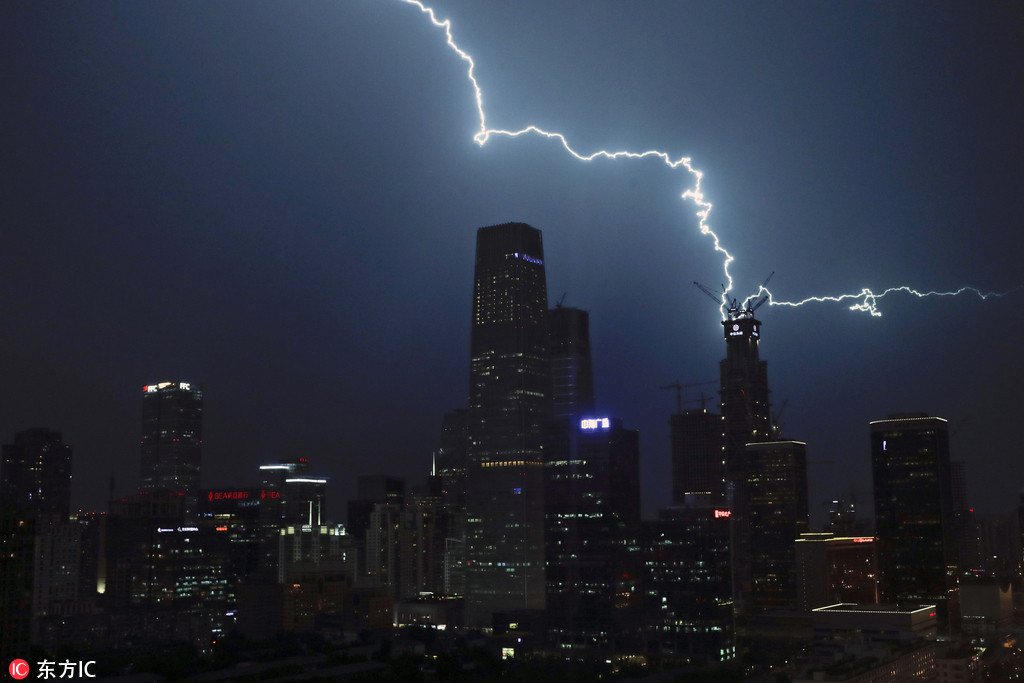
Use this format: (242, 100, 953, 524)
(512, 252, 543, 265)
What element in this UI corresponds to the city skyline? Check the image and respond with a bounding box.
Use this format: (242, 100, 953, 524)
(2, 1, 1022, 523)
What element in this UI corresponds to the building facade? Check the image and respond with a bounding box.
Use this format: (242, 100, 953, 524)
(642, 506, 735, 664)
(465, 222, 550, 625)
(435, 409, 469, 597)
(719, 315, 772, 617)
(795, 532, 878, 611)
(544, 416, 640, 644)
(670, 407, 725, 508)
(746, 439, 809, 610)
(548, 306, 595, 421)
(139, 382, 203, 518)
(1, 428, 73, 520)
(870, 414, 958, 628)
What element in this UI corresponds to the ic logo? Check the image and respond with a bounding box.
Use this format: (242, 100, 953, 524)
(9, 659, 30, 680)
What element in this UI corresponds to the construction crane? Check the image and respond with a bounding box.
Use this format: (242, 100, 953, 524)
(660, 380, 717, 413)
(685, 392, 716, 411)
(692, 280, 738, 318)
(743, 271, 775, 314)
(693, 271, 775, 320)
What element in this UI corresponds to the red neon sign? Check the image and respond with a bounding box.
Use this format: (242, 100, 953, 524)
(714, 509, 731, 518)
(208, 491, 250, 501)
(260, 490, 281, 500)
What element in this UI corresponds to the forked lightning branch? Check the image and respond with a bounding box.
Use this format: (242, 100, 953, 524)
(396, 0, 1010, 319)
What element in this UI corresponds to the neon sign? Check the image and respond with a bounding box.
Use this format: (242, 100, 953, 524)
(144, 382, 192, 392)
(714, 509, 731, 518)
(208, 491, 250, 501)
(580, 417, 610, 430)
(512, 252, 543, 265)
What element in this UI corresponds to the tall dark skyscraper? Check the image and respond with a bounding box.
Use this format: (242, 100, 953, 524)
(642, 506, 734, 664)
(465, 222, 550, 625)
(545, 416, 640, 642)
(870, 413, 958, 628)
(670, 406, 725, 508)
(719, 313, 772, 616)
(139, 381, 203, 518)
(435, 408, 469, 596)
(720, 315, 772, 483)
(746, 439, 808, 610)
(1, 428, 73, 519)
(548, 306, 595, 420)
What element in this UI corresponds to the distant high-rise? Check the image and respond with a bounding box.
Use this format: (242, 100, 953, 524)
(347, 475, 405, 582)
(1, 428, 73, 519)
(465, 222, 550, 625)
(545, 416, 640, 641)
(435, 409, 469, 596)
(436, 409, 469, 511)
(642, 506, 734, 664)
(548, 306, 595, 420)
(719, 314, 772, 615)
(949, 460, 974, 572)
(746, 440, 809, 610)
(139, 382, 203, 518)
(795, 532, 878, 611)
(348, 475, 405, 590)
(870, 413, 957, 627)
(670, 406, 725, 507)
(0, 503, 35, 655)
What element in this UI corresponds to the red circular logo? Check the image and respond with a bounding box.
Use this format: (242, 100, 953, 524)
(9, 659, 30, 680)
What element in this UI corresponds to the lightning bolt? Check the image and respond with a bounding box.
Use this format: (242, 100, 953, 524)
(397, 0, 1015, 320)
(746, 285, 1018, 318)
(397, 0, 734, 317)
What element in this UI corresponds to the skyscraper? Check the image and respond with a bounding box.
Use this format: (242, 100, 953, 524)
(435, 409, 469, 597)
(642, 506, 734, 663)
(465, 222, 550, 625)
(548, 306, 595, 420)
(139, 382, 203, 518)
(670, 406, 725, 508)
(719, 313, 772, 616)
(1, 428, 73, 519)
(746, 439, 809, 610)
(545, 416, 640, 642)
(870, 413, 958, 628)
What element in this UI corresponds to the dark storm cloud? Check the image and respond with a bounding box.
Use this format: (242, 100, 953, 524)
(2, 0, 1021, 522)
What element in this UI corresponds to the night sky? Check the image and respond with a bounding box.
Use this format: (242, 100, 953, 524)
(3, 1, 1022, 525)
